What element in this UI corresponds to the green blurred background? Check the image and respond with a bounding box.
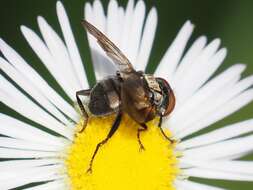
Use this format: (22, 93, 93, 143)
(0, 0, 252, 189)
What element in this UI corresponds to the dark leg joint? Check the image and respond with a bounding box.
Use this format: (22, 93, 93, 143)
(86, 112, 122, 173)
(137, 123, 147, 151)
(86, 139, 107, 173)
(76, 89, 91, 133)
(158, 116, 175, 144)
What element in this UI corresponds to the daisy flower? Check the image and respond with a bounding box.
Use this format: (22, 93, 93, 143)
(1, 0, 253, 190)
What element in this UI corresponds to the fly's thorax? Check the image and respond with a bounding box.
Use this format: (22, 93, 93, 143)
(143, 74, 164, 106)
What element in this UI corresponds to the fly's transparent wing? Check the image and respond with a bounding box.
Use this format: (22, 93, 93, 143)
(82, 20, 134, 73)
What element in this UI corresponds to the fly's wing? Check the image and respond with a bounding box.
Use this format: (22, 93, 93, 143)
(82, 20, 134, 74)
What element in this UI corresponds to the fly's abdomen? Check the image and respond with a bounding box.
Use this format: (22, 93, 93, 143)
(89, 78, 120, 116)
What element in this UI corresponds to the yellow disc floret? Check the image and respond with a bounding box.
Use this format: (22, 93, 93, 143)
(65, 114, 180, 190)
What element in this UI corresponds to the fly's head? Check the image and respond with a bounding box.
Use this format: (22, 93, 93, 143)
(144, 74, 176, 117)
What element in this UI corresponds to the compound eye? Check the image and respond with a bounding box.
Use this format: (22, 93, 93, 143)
(155, 77, 176, 116)
(163, 90, 176, 116)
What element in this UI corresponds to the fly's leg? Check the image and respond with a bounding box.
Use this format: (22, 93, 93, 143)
(86, 112, 122, 173)
(137, 123, 147, 151)
(76, 89, 91, 132)
(158, 116, 175, 144)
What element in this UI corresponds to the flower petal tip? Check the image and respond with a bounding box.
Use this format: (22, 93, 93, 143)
(213, 38, 221, 47)
(0, 38, 6, 52)
(236, 63, 247, 71)
(56, 1, 63, 8)
(150, 7, 158, 17)
(136, 0, 145, 9)
(20, 25, 27, 32)
(37, 16, 44, 25)
(220, 47, 228, 56)
(185, 20, 195, 28)
(56, 1, 65, 15)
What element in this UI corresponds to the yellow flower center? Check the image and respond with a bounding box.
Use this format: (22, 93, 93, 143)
(65, 114, 180, 190)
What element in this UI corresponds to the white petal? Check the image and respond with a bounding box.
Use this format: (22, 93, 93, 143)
(193, 47, 226, 89)
(0, 76, 73, 140)
(56, 1, 88, 89)
(37, 16, 81, 98)
(0, 147, 58, 158)
(1, 165, 62, 181)
(127, 0, 145, 64)
(167, 64, 246, 134)
(0, 137, 61, 152)
(136, 7, 157, 71)
(120, 0, 134, 53)
(178, 88, 253, 138)
(155, 21, 194, 82)
(173, 36, 207, 89)
(179, 119, 253, 149)
(85, 2, 116, 80)
(98, 0, 119, 78)
(93, 0, 106, 33)
(0, 114, 66, 147)
(184, 168, 253, 181)
(175, 180, 226, 190)
(84, 2, 95, 46)
(107, 0, 120, 45)
(179, 47, 226, 104)
(0, 165, 63, 189)
(0, 164, 61, 180)
(25, 180, 66, 190)
(183, 135, 253, 160)
(118, 7, 125, 41)
(84, 2, 101, 78)
(20, 25, 73, 100)
(1, 37, 78, 122)
(175, 75, 253, 139)
(175, 39, 222, 103)
(181, 159, 253, 175)
(0, 57, 73, 126)
(218, 153, 251, 161)
(0, 159, 61, 171)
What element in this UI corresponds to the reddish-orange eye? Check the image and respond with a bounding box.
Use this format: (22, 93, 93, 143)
(163, 89, 176, 116)
(155, 77, 176, 116)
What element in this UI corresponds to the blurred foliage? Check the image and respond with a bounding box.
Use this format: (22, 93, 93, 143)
(0, 0, 252, 189)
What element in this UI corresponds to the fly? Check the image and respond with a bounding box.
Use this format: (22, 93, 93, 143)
(76, 20, 176, 173)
